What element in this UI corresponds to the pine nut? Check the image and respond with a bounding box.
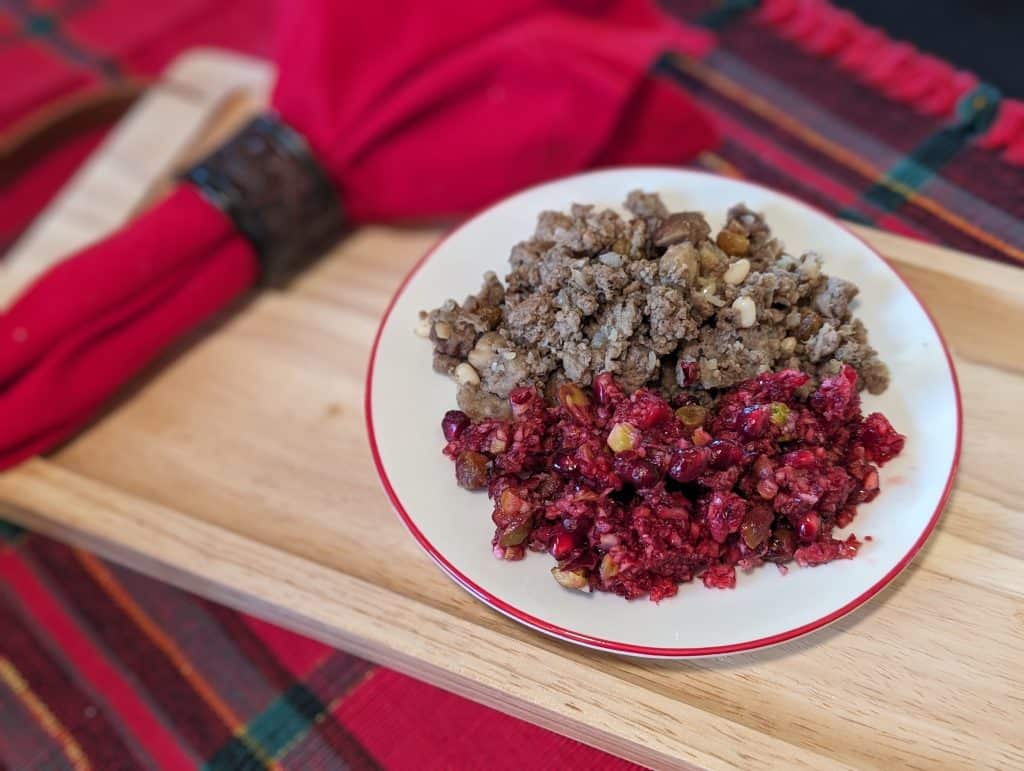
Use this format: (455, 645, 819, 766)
(723, 258, 751, 285)
(455, 362, 480, 385)
(732, 295, 756, 328)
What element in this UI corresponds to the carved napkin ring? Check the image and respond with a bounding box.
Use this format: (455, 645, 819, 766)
(184, 113, 345, 285)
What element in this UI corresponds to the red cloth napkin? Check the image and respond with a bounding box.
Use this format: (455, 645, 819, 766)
(0, 0, 716, 470)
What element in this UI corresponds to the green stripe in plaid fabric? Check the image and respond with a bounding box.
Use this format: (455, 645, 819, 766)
(205, 685, 327, 770)
(202, 737, 266, 770)
(0, 521, 23, 543)
(695, 0, 758, 30)
(861, 84, 1002, 211)
(0, 0, 121, 78)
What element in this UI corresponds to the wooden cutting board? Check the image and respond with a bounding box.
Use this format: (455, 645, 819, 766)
(1, 50, 1022, 771)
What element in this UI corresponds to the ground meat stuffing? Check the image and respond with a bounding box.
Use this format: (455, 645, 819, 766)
(441, 366, 904, 601)
(419, 192, 889, 419)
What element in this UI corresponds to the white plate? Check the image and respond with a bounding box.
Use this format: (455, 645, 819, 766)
(366, 167, 961, 658)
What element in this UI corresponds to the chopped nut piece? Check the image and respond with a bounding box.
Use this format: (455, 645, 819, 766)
(607, 422, 640, 453)
(551, 567, 591, 591)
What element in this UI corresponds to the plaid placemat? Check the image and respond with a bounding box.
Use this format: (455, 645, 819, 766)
(1, 0, 1022, 768)
(674, 0, 1023, 265)
(0, 524, 638, 769)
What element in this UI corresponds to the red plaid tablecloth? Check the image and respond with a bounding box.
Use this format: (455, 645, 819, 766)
(1, 0, 1022, 768)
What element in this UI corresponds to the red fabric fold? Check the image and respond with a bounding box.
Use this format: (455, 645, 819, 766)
(0, 0, 718, 469)
(274, 0, 713, 221)
(0, 187, 256, 468)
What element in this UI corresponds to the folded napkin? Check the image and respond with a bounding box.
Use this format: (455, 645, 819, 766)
(0, 0, 717, 470)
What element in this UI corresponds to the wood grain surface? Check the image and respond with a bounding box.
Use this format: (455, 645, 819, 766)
(0, 51, 1021, 770)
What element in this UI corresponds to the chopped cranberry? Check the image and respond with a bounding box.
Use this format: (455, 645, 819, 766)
(783, 449, 817, 469)
(753, 454, 774, 479)
(859, 412, 906, 464)
(443, 369, 903, 601)
(738, 405, 769, 438)
(620, 457, 662, 489)
(702, 563, 736, 589)
(794, 535, 860, 566)
(811, 365, 861, 424)
(703, 491, 747, 544)
(551, 450, 577, 475)
(441, 410, 471, 441)
(669, 446, 710, 482)
(708, 439, 744, 470)
(615, 389, 674, 429)
(753, 369, 810, 401)
(593, 372, 623, 406)
(756, 478, 778, 499)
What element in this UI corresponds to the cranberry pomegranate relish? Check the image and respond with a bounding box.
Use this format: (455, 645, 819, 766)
(441, 366, 905, 602)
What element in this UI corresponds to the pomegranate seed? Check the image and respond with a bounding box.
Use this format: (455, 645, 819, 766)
(441, 410, 470, 441)
(677, 360, 699, 387)
(797, 512, 821, 542)
(551, 451, 577, 475)
(550, 530, 577, 559)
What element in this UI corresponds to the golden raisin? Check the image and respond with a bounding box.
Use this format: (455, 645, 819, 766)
(556, 383, 590, 409)
(716, 230, 750, 257)
(796, 309, 823, 341)
(455, 451, 489, 490)
(675, 404, 707, 428)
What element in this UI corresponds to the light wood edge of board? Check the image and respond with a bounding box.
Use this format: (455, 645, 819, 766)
(846, 223, 1024, 287)
(0, 50, 273, 310)
(0, 458, 853, 771)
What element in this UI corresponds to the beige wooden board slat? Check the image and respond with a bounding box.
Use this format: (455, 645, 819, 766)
(0, 49, 1021, 771)
(0, 50, 272, 308)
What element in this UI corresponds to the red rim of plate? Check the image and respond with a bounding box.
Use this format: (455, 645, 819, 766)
(364, 167, 963, 658)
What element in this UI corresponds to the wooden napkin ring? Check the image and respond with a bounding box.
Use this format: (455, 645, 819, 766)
(183, 113, 345, 286)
